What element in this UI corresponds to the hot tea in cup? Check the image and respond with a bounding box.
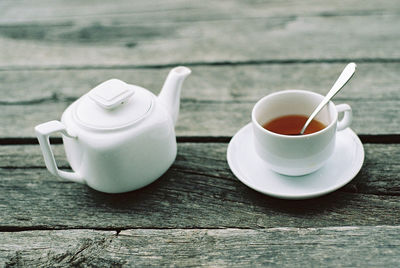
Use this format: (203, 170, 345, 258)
(252, 90, 352, 176)
(263, 114, 326, 135)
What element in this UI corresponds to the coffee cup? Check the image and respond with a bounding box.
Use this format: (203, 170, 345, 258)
(252, 90, 352, 176)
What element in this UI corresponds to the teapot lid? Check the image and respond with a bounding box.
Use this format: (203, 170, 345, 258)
(73, 79, 153, 130)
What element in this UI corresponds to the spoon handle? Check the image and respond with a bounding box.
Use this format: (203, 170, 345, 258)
(300, 63, 357, 135)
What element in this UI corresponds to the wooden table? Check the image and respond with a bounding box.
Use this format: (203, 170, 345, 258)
(1, 1, 400, 266)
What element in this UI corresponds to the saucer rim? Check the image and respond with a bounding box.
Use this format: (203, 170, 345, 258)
(227, 123, 365, 200)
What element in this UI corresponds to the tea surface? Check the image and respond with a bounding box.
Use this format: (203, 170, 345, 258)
(263, 115, 326, 135)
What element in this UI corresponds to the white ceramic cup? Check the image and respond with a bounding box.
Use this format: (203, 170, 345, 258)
(252, 90, 352, 176)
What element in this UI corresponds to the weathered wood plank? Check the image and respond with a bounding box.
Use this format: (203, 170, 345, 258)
(0, 1, 399, 67)
(2, 99, 398, 137)
(1, 143, 399, 195)
(1, 63, 398, 102)
(1, 63, 400, 137)
(1, 227, 400, 267)
(2, 0, 399, 24)
(0, 229, 119, 267)
(1, 143, 400, 229)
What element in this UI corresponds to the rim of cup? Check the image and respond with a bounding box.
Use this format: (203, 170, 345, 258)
(251, 90, 338, 139)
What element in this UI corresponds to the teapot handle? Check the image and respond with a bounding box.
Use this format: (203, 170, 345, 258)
(35, 120, 85, 184)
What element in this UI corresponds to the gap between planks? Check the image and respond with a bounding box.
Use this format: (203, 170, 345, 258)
(1, 58, 400, 72)
(1, 135, 400, 145)
(0, 225, 394, 233)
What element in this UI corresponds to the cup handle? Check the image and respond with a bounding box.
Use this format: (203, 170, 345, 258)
(335, 104, 352, 131)
(35, 120, 85, 184)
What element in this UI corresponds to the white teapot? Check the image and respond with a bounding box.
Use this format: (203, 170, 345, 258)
(35, 66, 191, 193)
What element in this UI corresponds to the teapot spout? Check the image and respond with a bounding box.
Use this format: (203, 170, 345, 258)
(158, 66, 191, 125)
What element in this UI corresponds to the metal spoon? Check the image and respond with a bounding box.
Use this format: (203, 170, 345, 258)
(299, 62, 357, 135)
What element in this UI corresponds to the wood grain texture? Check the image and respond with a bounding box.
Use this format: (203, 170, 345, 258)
(0, 1, 399, 67)
(2, 99, 399, 137)
(2, 0, 399, 24)
(2, 63, 399, 102)
(1, 143, 399, 195)
(1, 143, 399, 229)
(1, 63, 400, 137)
(0, 229, 120, 267)
(1, 227, 400, 267)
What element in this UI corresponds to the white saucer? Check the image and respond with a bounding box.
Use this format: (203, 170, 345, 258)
(227, 123, 364, 200)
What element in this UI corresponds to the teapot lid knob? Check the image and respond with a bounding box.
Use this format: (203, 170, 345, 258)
(74, 79, 153, 130)
(89, 79, 134, 109)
